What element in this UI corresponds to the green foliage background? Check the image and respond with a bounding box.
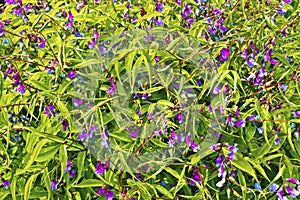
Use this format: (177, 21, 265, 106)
(0, 0, 299, 199)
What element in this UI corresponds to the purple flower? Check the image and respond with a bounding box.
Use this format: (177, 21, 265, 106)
(129, 128, 139, 138)
(12, 7, 22, 16)
(227, 114, 235, 127)
(155, 19, 164, 26)
(246, 58, 257, 67)
(211, 143, 220, 150)
(168, 137, 175, 147)
(15, 82, 25, 94)
(235, 119, 245, 127)
(274, 137, 281, 145)
(196, 79, 202, 86)
(78, 130, 86, 141)
(155, 56, 160, 62)
(254, 182, 262, 190)
(140, 7, 146, 16)
(65, 21, 73, 30)
(182, 4, 192, 19)
(227, 152, 236, 161)
(278, 8, 287, 15)
(285, 185, 299, 198)
(101, 129, 109, 148)
(5, 0, 16, 4)
(2, 178, 10, 189)
(77, 1, 84, 10)
(186, 18, 195, 28)
(286, 178, 300, 185)
(156, 3, 164, 12)
(208, 104, 213, 112)
(241, 48, 248, 59)
(50, 179, 58, 190)
(92, 29, 100, 41)
(97, 187, 106, 195)
(219, 48, 230, 62)
(258, 127, 263, 134)
(65, 159, 72, 172)
(217, 163, 226, 177)
(176, 0, 181, 4)
(99, 45, 106, 55)
(190, 141, 199, 152)
(106, 87, 116, 96)
(70, 170, 76, 178)
(68, 69, 76, 79)
(174, 113, 184, 123)
(270, 58, 279, 65)
(292, 111, 300, 117)
(213, 86, 221, 94)
(88, 38, 96, 49)
(269, 183, 279, 192)
(2, 37, 9, 45)
(227, 143, 238, 152)
(216, 155, 224, 167)
(277, 188, 289, 200)
(38, 37, 45, 48)
(74, 98, 83, 107)
(220, 24, 227, 33)
(12, 71, 21, 85)
(62, 119, 68, 131)
(44, 102, 54, 117)
(280, 84, 288, 91)
(106, 190, 114, 200)
(95, 161, 106, 175)
(189, 170, 201, 185)
(68, 10, 74, 22)
(284, 0, 292, 4)
(281, 27, 287, 36)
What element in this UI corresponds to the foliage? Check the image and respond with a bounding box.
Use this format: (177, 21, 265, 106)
(0, 0, 299, 199)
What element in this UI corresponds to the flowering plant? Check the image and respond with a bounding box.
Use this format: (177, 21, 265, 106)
(0, 0, 299, 199)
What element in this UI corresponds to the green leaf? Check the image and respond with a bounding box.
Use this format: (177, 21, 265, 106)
(75, 151, 86, 183)
(246, 157, 270, 182)
(232, 153, 258, 182)
(59, 145, 68, 181)
(237, 170, 247, 199)
(10, 177, 17, 200)
(73, 179, 104, 188)
(35, 144, 60, 162)
(28, 79, 50, 91)
(24, 174, 37, 200)
(24, 139, 48, 169)
(154, 184, 173, 198)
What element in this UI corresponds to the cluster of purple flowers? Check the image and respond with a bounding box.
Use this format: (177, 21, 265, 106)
(95, 160, 110, 176)
(64, 159, 76, 178)
(181, 4, 194, 28)
(227, 113, 245, 128)
(97, 186, 114, 200)
(106, 76, 116, 96)
(211, 143, 238, 187)
(189, 169, 201, 185)
(5, 65, 26, 94)
(78, 126, 98, 141)
(44, 61, 58, 74)
(269, 178, 300, 199)
(167, 130, 199, 152)
(44, 102, 55, 117)
(65, 10, 74, 30)
(27, 33, 46, 48)
(88, 29, 101, 49)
